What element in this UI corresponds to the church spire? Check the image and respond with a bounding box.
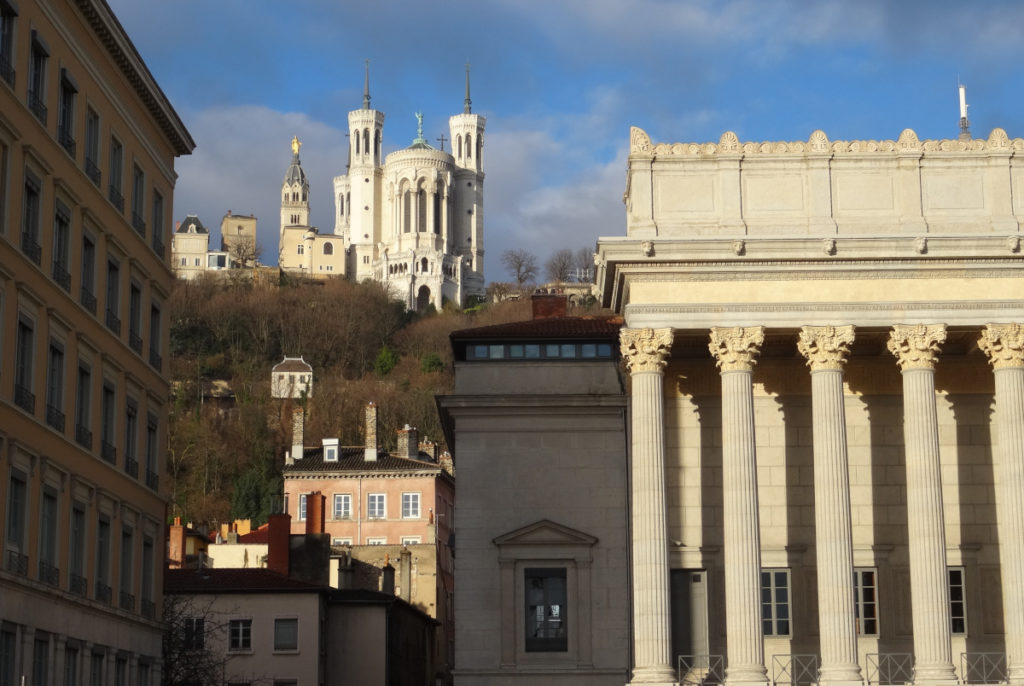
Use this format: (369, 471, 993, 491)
(363, 59, 371, 110)
(464, 62, 472, 114)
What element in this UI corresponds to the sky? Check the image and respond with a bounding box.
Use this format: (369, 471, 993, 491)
(107, 0, 1024, 283)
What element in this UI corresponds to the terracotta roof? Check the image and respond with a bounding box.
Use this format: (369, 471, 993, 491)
(238, 524, 270, 544)
(283, 446, 444, 474)
(450, 315, 623, 341)
(165, 568, 324, 593)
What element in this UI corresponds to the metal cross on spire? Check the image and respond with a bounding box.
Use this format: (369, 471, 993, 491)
(363, 59, 371, 109)
(464, 61, 472, 114)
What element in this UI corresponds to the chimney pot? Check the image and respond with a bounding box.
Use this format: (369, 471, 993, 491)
(291, 407, 305, 461)
(305, 492, 325, 535)
(531, 292, 568, 319)
(267, 513, 291, 577)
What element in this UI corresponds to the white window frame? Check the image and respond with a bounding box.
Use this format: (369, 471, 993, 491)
(760, 568, 791, 637)
(297, 494, 307, 522)
(368, 493, 385, 519)
(227, 618, 252, 653)
(854, 568, 878, 636)
(333, 493, 351, 520)
(400, 536, 421, 545)
(949, 567, 966, 635)
(332, 537, 352, 546)
(401, 492, 420, 519)
(366, 537, 386, 545)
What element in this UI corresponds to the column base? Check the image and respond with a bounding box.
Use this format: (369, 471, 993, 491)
(629, 665, 679, 685)
(724, 666, 770, 686)
(911, 680, 959, 686)
(815, 679, 865, 686)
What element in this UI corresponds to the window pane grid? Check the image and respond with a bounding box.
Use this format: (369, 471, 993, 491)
(761, 569, 791, 636)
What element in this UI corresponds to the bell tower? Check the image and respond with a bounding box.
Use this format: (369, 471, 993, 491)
(448, 64, 486, 289)
(280, 135, 310, 236)
(346, 60, 385, 280)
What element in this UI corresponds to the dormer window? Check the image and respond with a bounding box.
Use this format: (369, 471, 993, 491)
(323, 438, 339, 462)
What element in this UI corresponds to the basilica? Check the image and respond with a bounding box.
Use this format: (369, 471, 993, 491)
(278, 67, 486, 310)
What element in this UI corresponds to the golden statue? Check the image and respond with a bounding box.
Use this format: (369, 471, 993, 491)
(291, 136, 301, 155)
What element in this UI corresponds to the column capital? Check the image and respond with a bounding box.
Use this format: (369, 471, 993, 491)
(887, 324, 946, 371)
(979, 323, 1024, 370)
(709, 326, 765, 372)
(620, 327, 674, 374)
(798, 325, 855, 371)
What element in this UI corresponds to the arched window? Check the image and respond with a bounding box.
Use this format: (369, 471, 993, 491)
(466, 134, 472, 159)
(283, 192, 287, 202)
(346, 192, 350, 213)
(354, 130, 360, 155)
(374, 130, 381, 161)
(403, 190, 411, 233)
(433, 190, 441, 234)
(421, 257, 428, 273)
(323, 242, 333, 255)
(302, 191, 307, 201)
(363, 129, 370, 157)
(297, 244, 304, 255)
(417, 188, 427, 232)
(338, 194, 344, 215)
(477, 135, 482, 164)
(457, 135, 462, 158)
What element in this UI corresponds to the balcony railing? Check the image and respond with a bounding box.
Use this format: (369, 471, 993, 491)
(85, 157, 101, 186)
(21, 231, 42, 265)
(146, 469, 159, 491)
(75, 424, 92, 450)
(961, 652, 1008, 684)
(129, 331, 143, 354)
(70, 572, 87, 596)
(27, 88, 47, 124)
(141, 599, 155, 619)
(46, 404, 65, 433)
(39, 560, 59, 586)
(52, 260, 71, 291)
(80, 288, 97, 315)
(95, 582, 111, 604)
(105, 309, 121, 335)
(149, 350, 162, 371)
(866, 653, 914, 686)
(6, 550, 28, 576)
(0, 53, 13, 87)
(125, 456, 139, 478)
(14, 383, 35, 414)
(677, 654, 725, 686)
(100, 440, 116, 463)
(108, 185, 124, 212)
(119, 591, 135, 612)
(58, 128, 76, 157)
(772, 654, 819, 686)
(152, 238, 165, 259)
(131, 212, 146, 236)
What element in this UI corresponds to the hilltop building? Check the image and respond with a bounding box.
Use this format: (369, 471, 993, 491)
(441, 126, 1024, 686)
(271, 356, 313, 399)
(172, 211, 258, 279)
(278, 66, 486, 310)
(0, 1, 194, 685)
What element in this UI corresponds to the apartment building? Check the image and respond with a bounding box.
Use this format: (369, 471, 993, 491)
(0, 0, 193, 684)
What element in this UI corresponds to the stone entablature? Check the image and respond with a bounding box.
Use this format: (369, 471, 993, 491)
(625, 126, 1024, 239)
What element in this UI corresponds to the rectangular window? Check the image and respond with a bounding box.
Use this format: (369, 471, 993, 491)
(298, 494, 307, 521)
(114, 658, 126, 686)
(100, 384, 116, 462)
(124, 400, 138, 477)
(128, 283, 142, 353)
(366, 537, 386, 545)
(137, 662, 149, 686)
(854, 568, 878, 635)
(57, 69, 76, 156)
(31, 635, 48, 686)
(525, 567, 568, 652)
(144, 413, 158, 490)
(332, 538, 352, 545)
(46, 341, 65, 432)
(27, 30, 48, 124)
(6, 470, 27, 552)
(761, 569, 791, 636)
(70, 504, 86, 592)
(949, 567, 966, 635)
(64, 645, 78, 686)
(401, 536, 421, 545)
(75, 363, 92, 449)
(273, 618, 298, 651)
(108, 137, 123, 211)
(228, 619, 252, 651)
(0, 1, 15, 87)
(15, 317, 35, 413)
(149, 303, 162, 370)
(89, 652, 103, 686)
(151, 190, 164, 255)
(333, 493, 351, 519)
(39, 489, 58, 583)
(53, 201, 71, 291)
(368, 493, 385, 519)
(141, 537, 154, 610)
(84, 108, 100, 186)
(183, 618, 204, 650)
(105, 259, 120, 333)
(401, 492, 420, 519)
(95, 517, 111, 600)
(21, 170, 41, 264)
(131, 165, 145, 235)
(80, 233, 96, 313)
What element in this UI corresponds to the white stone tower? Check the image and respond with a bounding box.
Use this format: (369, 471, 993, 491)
(280, 136, 310, 236)
(447, 64, 486, 294)
(344, 60, 385, 282)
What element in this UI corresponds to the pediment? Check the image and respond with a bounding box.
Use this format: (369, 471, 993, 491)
(493, 519, 597, 548)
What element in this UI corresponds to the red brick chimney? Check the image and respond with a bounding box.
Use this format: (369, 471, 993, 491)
(305, 492, 325, 535)
(267, 513, 291, 577)
(168, 516, 186, 568)
(531, 292, 568, 319)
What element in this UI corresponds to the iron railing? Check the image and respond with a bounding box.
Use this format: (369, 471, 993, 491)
(7, 550, 28, 576)
(129, 331, 143, 354)
(21, 231, 42, 265)
(0, 54, 13, 86)
(119, 591, 135, 612)
(80, 288, 97, 315)
(85, 158, 101, 186)
(108, 185, 124, 212)
(145, 469, 159, 491)
(59, 128, 76, 157)
(149, 350, 162, 371)
(677, 654, 725, 686)
(100, 440, 116, 463)
(131, 212, 146, 236)
(961, 652, 1007, 684)
(14, 383, 35, 414)
(105, 309, 121, 334)
(75, 424, 92, 450)
(52, 261, 71, 291)
(27, 88, 47, 124)
(141, 599, 155, 619)
(38, 560, 59, 586)
(46, 404, 65, 433)
(772, 654, 818, 686)
(70, 573, 87, 596)
(95, 582, 111, 604)
(866, 653, 914, 685)
(125, 457, 139, 478)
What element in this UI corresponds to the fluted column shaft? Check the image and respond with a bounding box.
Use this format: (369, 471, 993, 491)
(621, 328, 678, 685)
(888, 325, 958, 685)
(711, 327, 769, 686)
(798, 326, 863, 686)
(980, 324, 1024, 685)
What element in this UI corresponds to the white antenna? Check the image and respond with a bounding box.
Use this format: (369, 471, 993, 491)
(958, 81, 971, 140)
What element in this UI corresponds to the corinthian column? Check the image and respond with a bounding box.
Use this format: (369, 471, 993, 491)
(797, 326, 863, 686)
(709, 326, 769, 686)
(887, 324, 958, 686)
(621, 327, 678, 685)
(979, 323, 1024, 686)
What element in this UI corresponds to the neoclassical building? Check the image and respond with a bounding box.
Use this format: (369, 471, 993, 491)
(279, 67, 486, 310)
(597, 126, 1024, 686)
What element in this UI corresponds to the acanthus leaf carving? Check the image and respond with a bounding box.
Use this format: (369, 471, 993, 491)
(709, 326, 765, 372)
(620, 328, 674, 374)
(798, 325, 855, 371)
(979, 323, 1024, 370)
(887, 324, 947, 371)
(630, 126, 652, 154)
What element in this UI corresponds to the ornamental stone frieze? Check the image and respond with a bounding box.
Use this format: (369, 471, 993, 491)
(797, 325, 855, 371)
(887, 324, 947, 371)
(620, 328, 674, 374)
(979, 323, 1024, 370)
(709, 326, 765, 372)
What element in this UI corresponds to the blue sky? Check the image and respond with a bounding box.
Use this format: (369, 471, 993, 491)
(108, 0, 1024, 282)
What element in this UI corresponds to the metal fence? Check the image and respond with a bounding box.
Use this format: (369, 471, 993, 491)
(677, 654, 725, 686)
(961, 652, 1007, 684)
(866, 653, 914, 685)
(772, 654, 818, 686)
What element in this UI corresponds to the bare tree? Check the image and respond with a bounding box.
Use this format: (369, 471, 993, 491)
(501, 249, 538, 287)
(573, 247, 594, 283)
(544, 248, 574, 283)
(228, 236, 263, 269)
(162, 595, 233, 686)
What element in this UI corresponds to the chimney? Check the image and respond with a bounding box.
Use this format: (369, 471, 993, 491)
(168, 517, 186, 568)
(291, 407, 304, 461)
(531, 292, 568, 320)
(305, 492, 325, 535)
(399, 548, 412, 602)
(267, 513, 291, 577)
(364, 402, 378, 461)
(381, 556, 395, 595)
(439, 451, 454, 476)
(419, 439, 438, 462)
(396, 425, 418, 460)
(175, 220, 181, 231)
